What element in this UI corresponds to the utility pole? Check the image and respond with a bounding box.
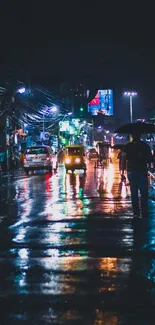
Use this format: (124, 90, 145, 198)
(129, 95, 133, 123)
(5, 96, 15, 172)
(5, 115, 10, 171)
(92, 116, 95, 146)
(43, 113, 45, 135)
(124, 91, 137, 141)
(1, 89, 14, 172)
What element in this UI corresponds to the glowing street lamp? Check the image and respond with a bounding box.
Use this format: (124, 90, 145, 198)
(124, 91, 137, 123)
(50, 105, 57, 112)
(17, 87, 26, 94)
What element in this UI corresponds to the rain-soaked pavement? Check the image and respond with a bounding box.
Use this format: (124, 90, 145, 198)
(0, 150, 155, 324)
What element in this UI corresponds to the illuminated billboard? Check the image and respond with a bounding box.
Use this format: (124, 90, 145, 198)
(59, 121, 70, 132)
(88, 89, 113, 116)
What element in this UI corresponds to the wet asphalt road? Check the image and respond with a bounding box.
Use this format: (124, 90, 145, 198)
(0, 152, 155, 324)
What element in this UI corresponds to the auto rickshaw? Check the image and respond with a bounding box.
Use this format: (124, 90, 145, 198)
(64, 144, 87, 173)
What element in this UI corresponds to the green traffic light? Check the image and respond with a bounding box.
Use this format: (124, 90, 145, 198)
(62, 138, 66, 144)
(80, 107, 84, 111)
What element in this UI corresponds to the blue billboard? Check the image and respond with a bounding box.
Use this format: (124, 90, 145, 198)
(88, 89, 114, 116)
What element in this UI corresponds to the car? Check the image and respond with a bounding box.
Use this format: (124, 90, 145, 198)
(88, 148, 98, 159)
(23, 146, 58, 175)
(64, 144, 87, 173)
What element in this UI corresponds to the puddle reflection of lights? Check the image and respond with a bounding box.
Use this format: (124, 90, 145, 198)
(121, 236, 133, 247)
(13, 226, 27, 242)
(98, 257, 131, 293)
(45, 174, 51, 199)
(10, 217, 30, 229)
(97, 168, 104, 191)
(21, 200, 32, 218)
(50, 222, 66, 232)
(13, 178, 32, 228)
(43, 175, 61, 219)
(45, 174, 60, 200)
(98, 257, 131, 275)
(121, 182, 127, 198)
(40, 172, 85, 219)
(37, 257, 86, 295)
(76, 199, 84, 208)
(43, 232, 61, 245)
(75, 174, 80, 194)
(15, 178, 30, 201)
(49, 175, 59, 202)
(82, 207, 91, 214)
(65, 201, 83, 217)
(42, 203, 64, 219)
(16, 248, 30, 290)
(23, 179, 29, 199)
(40, 256, 88, 272)
(18, 248, 29, 259)
(46, 249, 59, 258)
(94, 310, 119, 324)
(103, 170, 107, 189)
(11, 198, 32, 229)
(65, 174, 73, 198)
(99, 257, 117, 269)
(40, 201, 83, 220)
(76, 199, 82, 205)
(106, 163, 114, 194)
(65, 174, 82, 199)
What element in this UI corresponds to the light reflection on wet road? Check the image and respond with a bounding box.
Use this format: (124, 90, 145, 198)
(0, 151, 155, 324)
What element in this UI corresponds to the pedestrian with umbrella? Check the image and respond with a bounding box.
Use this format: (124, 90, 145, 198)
(115, 122, 154, 217)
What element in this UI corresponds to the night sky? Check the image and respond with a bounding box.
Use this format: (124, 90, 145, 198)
(0, 3, 155, 121)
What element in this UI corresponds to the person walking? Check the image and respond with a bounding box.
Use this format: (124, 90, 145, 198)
(121, 132, 152, 217)
(117, 149, 126, 183)
(117, 150, 123, 173)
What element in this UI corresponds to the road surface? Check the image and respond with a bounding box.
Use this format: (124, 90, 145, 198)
(0, 151, 155, 324)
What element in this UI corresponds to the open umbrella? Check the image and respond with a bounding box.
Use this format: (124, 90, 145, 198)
(115, 122, 155, 134)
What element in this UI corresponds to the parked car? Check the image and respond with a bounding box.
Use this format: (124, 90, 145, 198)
(23, 146, 58, 175)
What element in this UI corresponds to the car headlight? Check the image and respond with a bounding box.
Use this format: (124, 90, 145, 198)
(75, 158, 81, 163)
(65, 158, 71, 164)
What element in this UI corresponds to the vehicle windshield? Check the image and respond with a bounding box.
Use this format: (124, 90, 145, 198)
(66, 147, 83, 156)
(26, 147, 48, 155)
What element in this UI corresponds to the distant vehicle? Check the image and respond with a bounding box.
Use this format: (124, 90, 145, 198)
(23, 146, 58, 175)
(88, 148, 98, 159)
(64, 144, 87, 172)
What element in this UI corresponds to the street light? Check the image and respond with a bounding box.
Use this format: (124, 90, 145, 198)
(124, 91, 137, 123)
(50, 105, 57, 112)
(17, 87, 26, 94)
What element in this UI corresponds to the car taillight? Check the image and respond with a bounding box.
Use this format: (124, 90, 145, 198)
(46, 155, 50, 161)
(24, 156, 27, 162)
